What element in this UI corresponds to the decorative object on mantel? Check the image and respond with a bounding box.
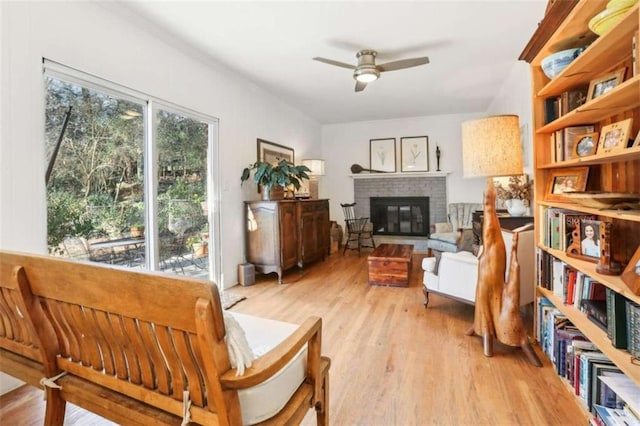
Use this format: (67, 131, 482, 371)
(241, 159, 310, 201)
(350, 164, 385, 174)
(494, 175, 532, 217)
(461, 114, 541, 367)
(435, 145, 441, 172)
(400, 136, 429, 172)
(369, 138, 396, 172)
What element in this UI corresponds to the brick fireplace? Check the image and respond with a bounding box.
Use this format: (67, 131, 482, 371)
(352, 174, 447, 251)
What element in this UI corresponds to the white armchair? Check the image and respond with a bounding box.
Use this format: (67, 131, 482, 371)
(422, 224, 535, 307)
(425, 202, 482, 254)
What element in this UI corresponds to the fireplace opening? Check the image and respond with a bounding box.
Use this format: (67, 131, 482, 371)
(370, 197, 430, 237)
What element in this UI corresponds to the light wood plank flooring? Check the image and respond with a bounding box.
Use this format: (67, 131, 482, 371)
(0, 252, 586, 425)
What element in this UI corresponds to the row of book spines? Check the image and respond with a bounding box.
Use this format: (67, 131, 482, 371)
(538, 205, 597, 252)
(536, 249, 605, 301)
(625, 298, 640, 360)
(537, 304, 625, 415)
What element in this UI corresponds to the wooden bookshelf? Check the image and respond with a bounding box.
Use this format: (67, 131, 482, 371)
(524, 0, 640, 403)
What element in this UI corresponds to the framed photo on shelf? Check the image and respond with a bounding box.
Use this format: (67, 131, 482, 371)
(597, 118, 633, 154)
(370, 138, 396, 172)
(566, 219, 602, 263)
(545, 167, 589, 202)
(633, 129, 640, 148)
(586, 68, 625, 101)
(400, 136, 429, 172)
(257, 139, 294, 163)
(621, 246, 640, 295)
(573, 132, 599, 158)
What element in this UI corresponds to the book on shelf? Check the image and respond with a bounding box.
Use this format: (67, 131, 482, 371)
(560, 87, 588, 116)
(599, 373, 640, 421)
(571, 340, 599, 395)
(590, 364, 622, 413)
(581, 299, 608, 333)
(626, 300, 640, 360)
(593, 404, 640, 426)
(605, 289, 628, 349)
(579, 351, 613, 408)
(563, 212, 597, 252)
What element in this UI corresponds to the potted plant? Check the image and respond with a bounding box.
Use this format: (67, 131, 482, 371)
(241, 159, 311, 200)
(495, 176, 533, 217)
(186, 234, 208, 258)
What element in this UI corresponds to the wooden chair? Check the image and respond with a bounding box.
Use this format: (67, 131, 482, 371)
(340, 202, 375, 256)
(0, 250, 330, 425)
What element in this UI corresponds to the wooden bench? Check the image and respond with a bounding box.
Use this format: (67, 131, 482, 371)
(0, 250, 330, 425)
(367, 243, 414, 287)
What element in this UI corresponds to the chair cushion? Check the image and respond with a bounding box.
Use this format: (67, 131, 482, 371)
(422, 257, 437, 273)
(229, 312, 307, 425)
(428, 232, 459, 245)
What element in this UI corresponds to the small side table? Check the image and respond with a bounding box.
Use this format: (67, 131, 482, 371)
(472, 210, 534, 246)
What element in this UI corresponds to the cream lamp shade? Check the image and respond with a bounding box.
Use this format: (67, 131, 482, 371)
(301, 159, 326, 176)
(462, 115, 523, 178)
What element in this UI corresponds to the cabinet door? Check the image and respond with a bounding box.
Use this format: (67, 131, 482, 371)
(279, 202, 298, 270)
(299, 200, 329, 264)
(245, 202, 279, 267)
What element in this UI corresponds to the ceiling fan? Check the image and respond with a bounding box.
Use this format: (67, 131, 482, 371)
(313, 49, 429, 92)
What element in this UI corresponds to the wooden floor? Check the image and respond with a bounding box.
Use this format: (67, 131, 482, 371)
(0, 251, 587, 425)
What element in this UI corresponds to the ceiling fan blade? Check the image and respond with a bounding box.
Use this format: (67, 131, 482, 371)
(313, 57, 356, 70)
(355, 80, 367, 92)
(377, 56, 430, 72)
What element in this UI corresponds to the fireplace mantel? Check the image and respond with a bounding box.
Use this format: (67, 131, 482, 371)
(350, 172, 449, 179)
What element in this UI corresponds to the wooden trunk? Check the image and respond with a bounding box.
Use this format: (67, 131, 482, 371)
(367, 243, 414, 287)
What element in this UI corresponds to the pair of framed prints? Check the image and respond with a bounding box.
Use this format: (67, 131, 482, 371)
(573, 118, 639, 159)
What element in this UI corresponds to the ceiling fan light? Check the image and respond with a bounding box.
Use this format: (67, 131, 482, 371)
(355, 72, 378, 83)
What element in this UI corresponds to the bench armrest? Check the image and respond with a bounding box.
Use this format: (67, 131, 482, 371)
(220, 316, 322, 391)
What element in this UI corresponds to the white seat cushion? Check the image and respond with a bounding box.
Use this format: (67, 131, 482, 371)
(229, 312, 307, 425)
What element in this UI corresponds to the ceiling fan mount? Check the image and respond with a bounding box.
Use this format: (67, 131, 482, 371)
(313, 49, 429, 92)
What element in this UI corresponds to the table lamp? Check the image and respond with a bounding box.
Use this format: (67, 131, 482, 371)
(461, 114, 541, 367)
(301, 159, 325, 199)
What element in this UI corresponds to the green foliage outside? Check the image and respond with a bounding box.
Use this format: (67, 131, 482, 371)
(45, 78, 209, 252)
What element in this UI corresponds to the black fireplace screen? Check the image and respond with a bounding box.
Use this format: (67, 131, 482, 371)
(370, 197, 430, 237)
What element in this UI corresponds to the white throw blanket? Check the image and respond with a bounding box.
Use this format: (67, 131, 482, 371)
(223, 313, 255, 376)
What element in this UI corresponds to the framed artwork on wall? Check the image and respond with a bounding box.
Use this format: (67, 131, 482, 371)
(370, 138, 396, 172)
(257, 138, 294, 164)
(400, 136, 429, 172)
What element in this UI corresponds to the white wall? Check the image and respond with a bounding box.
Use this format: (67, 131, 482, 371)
(321, 62, 534, 223)
(0, 1, 321, 393)
(486, 60, 535, 176)
(321, 113, 487, 222)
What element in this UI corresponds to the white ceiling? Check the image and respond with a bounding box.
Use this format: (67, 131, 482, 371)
(121, 1, 547, 124)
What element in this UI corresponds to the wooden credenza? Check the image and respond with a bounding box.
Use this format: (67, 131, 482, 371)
(245, 199, 330, 283)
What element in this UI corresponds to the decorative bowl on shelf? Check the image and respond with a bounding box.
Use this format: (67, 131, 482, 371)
(588, 0, 638, 36)
(540, 47, 585, 79)
(563, 191, 640, 209)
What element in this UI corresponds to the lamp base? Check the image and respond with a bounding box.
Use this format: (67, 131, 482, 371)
(466, 178, 541, 367)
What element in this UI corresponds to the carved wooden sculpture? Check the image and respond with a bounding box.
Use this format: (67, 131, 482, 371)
(465, 181, 542, 367)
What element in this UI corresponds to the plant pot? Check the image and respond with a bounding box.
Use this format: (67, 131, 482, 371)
(130, 226, 145, 238)
(505, 199, 527, 217)
(262, 185, 285, 201)
(192, 242, 208, 258)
